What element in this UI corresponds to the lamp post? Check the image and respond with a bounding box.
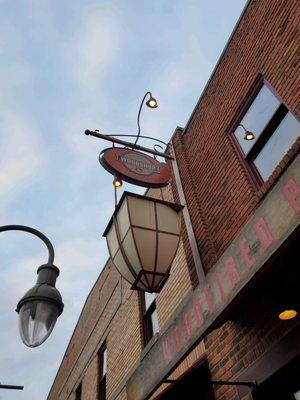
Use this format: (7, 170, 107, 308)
(0, 225, 64, 348)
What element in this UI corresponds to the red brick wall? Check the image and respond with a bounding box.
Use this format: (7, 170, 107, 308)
(146, 186, 194, 329)
(47, 261, 123, 400)
(170, 0, 300, 398)
(173, 0, 299, 278)
(204, 246, 300, 400)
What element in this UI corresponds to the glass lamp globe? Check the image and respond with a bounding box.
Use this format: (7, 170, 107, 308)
(17, 278, 63, 348)
(113, 177, 123, 189)
(18, 299, 59, 347)
(146, 97, 158, 108)
(244, 131, 255, 141)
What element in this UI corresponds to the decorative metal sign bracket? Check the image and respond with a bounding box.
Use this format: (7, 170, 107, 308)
(0, 383, 24, 390)
(164, 379, 257, 388)
(84, 130, 174, 160)
(84, 92, 174, 206)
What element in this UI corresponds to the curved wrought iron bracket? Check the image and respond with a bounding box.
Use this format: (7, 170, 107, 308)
(107, 133, 168, 146)
(85, 129, 174, 160)
(0, 384, 24, 391)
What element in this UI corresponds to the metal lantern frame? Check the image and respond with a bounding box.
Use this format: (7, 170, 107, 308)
(103, 191, 183, 293)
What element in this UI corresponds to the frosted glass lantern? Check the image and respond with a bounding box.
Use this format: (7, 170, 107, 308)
(103, 192, 183, 293)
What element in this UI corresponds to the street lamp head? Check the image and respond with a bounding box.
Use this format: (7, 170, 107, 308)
(16, 264, 64, 348)
(146, 96, 158, 109)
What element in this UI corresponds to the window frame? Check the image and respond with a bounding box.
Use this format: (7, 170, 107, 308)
(140, 292, 159, 347)
(98, 343, 107, 400)
(228, 77, 297, 188)
(75, 382, 82, 400)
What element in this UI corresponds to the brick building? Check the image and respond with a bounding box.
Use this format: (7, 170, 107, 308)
(48, 0, 300, 399)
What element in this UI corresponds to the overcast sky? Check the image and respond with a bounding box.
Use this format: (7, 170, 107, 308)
(0, 1, 247, 398)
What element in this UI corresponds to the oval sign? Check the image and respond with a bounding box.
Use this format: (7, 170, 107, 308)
(99, 147, 171, 188)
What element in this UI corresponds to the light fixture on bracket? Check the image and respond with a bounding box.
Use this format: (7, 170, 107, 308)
(145, 94, 158, 109)
(238, 123, 255, 141)
(113, 176, 123, 189)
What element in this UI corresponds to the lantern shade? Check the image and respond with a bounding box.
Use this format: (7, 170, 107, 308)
(104, 191, 183, 293)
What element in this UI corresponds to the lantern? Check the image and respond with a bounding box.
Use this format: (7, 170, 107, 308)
(103, 192, 183, 293)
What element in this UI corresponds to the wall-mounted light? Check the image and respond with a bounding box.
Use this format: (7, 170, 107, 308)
(278, 309, 297, 320)
(277, 296, 298, 320)
(273, 279, 298, 322)
(238, 124, 255, 141)
(104, 192, 183, 293)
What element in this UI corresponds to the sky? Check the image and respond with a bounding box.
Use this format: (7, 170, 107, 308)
(0, 1, 247, 398)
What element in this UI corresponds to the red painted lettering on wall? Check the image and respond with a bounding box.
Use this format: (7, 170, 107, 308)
(193, 297, 204, 327)
(213, 273, 226, 301)
(254, 217, 273, 251)
(240, 237, 256, 268)
(225, 257, 241, 287)
(203, 284, 214, 313)
(162, 336, 172, 364)
(183, 312, 192, 341)
(173, 325, 182, 353)
(282, 178, 300, 213)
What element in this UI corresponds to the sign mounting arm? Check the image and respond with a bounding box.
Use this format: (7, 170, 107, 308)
(84, 130, 174, 160)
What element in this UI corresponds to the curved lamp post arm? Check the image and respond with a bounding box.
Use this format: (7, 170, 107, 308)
(134, 91, 152, 147)
(238, 123, 247, 132)
(0, 225, 55, 264)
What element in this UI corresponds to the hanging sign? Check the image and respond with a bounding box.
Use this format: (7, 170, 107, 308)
(99, 147, 171, 188)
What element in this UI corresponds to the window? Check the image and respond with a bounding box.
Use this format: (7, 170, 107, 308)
(141, 292, 159, 346)
(98, 345, 107, 400)
(232, 83, 299, 184)
(75, 383, 82, 400)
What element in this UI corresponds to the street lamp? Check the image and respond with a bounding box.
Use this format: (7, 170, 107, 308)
(0, 225, 64, 348)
